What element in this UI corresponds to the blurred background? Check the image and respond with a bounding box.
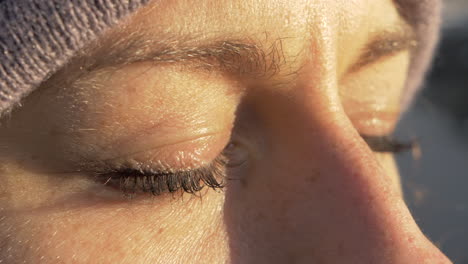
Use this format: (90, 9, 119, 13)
(395, 0, 468, 262)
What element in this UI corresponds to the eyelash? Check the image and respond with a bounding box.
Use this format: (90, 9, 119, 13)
(361, 134, 414, 153)
(92, 135, 411, 197)
(93, 154, 228, 197)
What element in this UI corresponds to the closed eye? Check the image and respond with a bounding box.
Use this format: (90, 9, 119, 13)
(92, 154, 229, 197)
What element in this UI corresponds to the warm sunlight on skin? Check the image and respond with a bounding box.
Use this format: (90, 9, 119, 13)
(0, 0, 452, 263)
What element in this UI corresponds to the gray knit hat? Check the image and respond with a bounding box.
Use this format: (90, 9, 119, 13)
(0, 0, 441, 114)
(0, 0, 149, 114)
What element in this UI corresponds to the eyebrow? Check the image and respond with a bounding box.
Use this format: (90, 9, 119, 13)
(348, 22, 417, 73)
(80, 34, 288, 81)
(75, 22, 417, 82)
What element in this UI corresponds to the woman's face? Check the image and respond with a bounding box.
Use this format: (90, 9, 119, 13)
(0, 0, 452, 263)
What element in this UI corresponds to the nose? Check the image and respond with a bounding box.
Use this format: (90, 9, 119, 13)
(223, 78, 452, 264)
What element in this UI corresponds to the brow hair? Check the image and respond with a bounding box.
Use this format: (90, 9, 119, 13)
(73, 31, 295, 82)
(348, 22, 417, 73)
(34, 17, 416, 107)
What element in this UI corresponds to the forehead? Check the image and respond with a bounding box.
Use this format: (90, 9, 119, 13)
(130, 0, 401, 32)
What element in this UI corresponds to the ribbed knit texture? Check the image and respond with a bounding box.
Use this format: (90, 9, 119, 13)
(0, 0, 440, 114)
(0, 0, 150, 113)
(396, 0, 442, 109)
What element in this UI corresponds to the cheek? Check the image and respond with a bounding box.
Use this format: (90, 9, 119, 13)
(374, 153, 403, 196)
(0, 190, 229, 263)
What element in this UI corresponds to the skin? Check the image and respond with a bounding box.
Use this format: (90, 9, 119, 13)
(0, 0, 453, 263)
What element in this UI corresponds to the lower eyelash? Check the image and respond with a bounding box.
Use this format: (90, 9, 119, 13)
(94, 154, 228, 197)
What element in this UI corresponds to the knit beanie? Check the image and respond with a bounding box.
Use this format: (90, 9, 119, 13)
(0, 0, 441, 114)
(0, 0, 150, 114)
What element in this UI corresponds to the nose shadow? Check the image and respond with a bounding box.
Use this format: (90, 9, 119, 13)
(222, 93, 318, 263)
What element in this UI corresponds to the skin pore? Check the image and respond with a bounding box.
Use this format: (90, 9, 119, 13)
(0, 0, 452, 263)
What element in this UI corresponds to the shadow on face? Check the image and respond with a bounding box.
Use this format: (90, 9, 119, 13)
(0, 0, 452, 263)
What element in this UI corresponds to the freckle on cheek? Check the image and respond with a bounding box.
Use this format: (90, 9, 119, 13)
(240, 177, 249, 189)
(306, 172, 320, 184)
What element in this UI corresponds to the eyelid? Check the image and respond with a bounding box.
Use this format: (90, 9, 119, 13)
(93, 150, 229, 197)
(85, 138, 249, 198)
(76, 131, 231, 174)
